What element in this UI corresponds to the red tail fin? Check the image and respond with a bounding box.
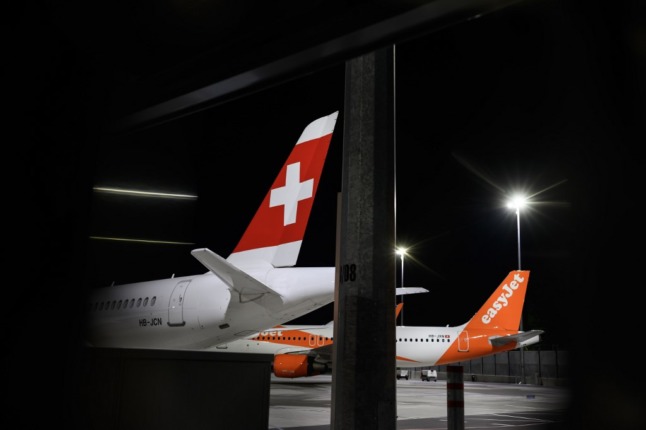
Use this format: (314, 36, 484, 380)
(228, 112, 339, 268)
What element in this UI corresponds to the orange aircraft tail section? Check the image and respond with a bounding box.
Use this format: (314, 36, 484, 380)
(464, 270, 529, 332)
(395, 302, 403, 319)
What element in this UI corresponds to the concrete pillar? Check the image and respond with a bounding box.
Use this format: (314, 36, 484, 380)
(331, 45, 396, 430)
(447, 365, 465, 430)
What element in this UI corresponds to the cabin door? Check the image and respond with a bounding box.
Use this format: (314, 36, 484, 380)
(168, 280, 191, 326)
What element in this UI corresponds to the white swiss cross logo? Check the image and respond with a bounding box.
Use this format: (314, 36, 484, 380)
(269, 162, 313, 226)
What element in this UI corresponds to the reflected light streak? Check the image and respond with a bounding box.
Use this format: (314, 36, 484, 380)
(90, 236, 194, 245)
(93, 187, 197, 200)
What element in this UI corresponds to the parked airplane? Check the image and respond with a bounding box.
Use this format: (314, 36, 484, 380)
(84, 111, 342, 350)
(210, 270, 543, 378)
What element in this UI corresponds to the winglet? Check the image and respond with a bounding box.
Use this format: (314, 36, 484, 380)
(227, 112, 339, 268)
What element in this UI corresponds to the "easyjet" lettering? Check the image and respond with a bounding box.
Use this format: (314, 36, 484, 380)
(481, 273, 525, 324)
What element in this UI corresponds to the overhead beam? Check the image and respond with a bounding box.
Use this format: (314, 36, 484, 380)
(111, 0, 525, 134)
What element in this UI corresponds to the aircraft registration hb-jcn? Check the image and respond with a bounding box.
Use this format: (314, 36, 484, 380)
(85, 112, 344, 350)
(210, 270, 544, 378)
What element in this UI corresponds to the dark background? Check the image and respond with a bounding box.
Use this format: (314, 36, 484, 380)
(8, 0, 645, 428)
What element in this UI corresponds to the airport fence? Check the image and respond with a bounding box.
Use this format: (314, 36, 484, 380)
(403, 349, 569, 386)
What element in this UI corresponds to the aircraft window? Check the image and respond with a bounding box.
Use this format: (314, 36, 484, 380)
(137, 298, 142, 307)
(143, 297, 149, 307)
(151, 296, 156, 306)
(130, 299, 135, 308)
(117, 300, 122, 310)
(111, 301, 116, 310)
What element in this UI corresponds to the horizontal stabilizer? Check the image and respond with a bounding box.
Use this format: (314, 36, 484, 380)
(191, 248, 282, 298)
(396, 287, 429, 295)
(490, 330, 544, 347)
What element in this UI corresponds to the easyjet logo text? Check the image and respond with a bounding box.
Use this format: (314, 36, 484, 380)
(481, 273, 525, 324)
(260, 330, 284, 337)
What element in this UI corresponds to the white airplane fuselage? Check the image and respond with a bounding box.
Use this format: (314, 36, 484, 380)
(212, 323, 540, 369)
(86, 267, 335, 350)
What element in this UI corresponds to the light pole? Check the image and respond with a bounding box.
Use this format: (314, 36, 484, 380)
(396, 247, 407, 326)
(507, 195, 526, 383)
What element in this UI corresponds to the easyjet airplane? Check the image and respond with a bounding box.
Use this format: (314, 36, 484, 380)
(209, 270, 543, 378)
(84, 112, 342, 350)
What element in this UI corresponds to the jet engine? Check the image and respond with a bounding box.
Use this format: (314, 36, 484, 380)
(272, 354, 329, 378)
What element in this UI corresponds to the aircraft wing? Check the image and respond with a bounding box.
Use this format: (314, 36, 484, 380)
(490, 330, 544, 347)
(191, 248, 282, 298)
(309, 343, 334, 363)
(284, 343, 334, 365)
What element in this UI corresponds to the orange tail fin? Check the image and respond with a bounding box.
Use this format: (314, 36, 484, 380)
(465, 270, 530, 331)
(395, 302, 403, 319)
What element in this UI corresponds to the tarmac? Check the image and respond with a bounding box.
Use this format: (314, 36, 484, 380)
(268, 375, 571, 429)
